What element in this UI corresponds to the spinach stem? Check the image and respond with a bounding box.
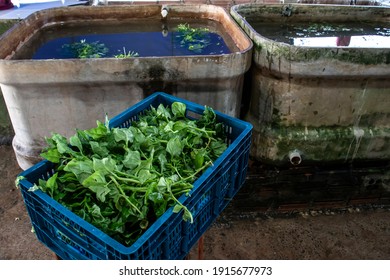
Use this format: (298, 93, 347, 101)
(111, 172, 141, 185)
(109, 175, 143, 216)
(113, 170, 141, 182)
(167, 184, 193, 223)
(173, 161, 212, 185)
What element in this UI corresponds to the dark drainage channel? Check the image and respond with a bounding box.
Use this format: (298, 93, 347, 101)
(225, 160, 390, 218)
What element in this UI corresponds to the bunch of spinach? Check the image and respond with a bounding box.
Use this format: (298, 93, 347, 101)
(28, 102, 227, 246)
(61, 39, 109, 59)
(175, 23, 212, 53)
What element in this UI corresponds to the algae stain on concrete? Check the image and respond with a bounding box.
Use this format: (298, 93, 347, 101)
(0, 20, 18, 37)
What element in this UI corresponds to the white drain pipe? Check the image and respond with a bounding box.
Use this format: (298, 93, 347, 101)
(289, 150, 302, 165)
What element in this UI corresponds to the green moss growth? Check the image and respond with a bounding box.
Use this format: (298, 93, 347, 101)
(257, 125, 390, 162)
(0, 20, 18, 37)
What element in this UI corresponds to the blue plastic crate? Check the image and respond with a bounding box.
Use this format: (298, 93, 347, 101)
(18, 92, 253, 260)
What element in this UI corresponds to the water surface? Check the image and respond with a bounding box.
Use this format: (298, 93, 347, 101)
(249, 21, 390, 48)
(15, 19, 235, 59)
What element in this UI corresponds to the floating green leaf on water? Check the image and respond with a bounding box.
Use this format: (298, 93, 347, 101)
(114, 47, 139, 58)
(176, 23, 212, 53)
(61, 39, 109, 58)
(61, 40, 139, 59)
(29, 101, 227, 246)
